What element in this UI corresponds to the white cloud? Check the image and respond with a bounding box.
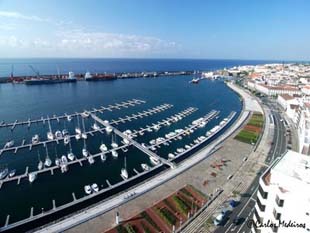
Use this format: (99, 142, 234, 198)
(0, 11, 181, 57)
(0, 29, 181, 57)
(56, 30, 179, 54)
(0, 11, 48, 22)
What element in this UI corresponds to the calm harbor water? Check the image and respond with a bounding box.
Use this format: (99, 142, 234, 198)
(0, 62, 243, 228)
(0, 58, 282, 77)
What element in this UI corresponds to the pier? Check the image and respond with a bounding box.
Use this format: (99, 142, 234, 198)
(0, 103, 172, 155)
(0, 99, 145, 129)
(145, 110, 219, 148)
(91, 114, 175, 168)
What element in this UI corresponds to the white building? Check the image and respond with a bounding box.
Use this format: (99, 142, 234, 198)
(277, 94, 298, 111)
(246, 81, 301, 96)
(253, 150, 310, 233)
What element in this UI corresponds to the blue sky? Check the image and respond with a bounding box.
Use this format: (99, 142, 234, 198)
(0, 0, 309, 60)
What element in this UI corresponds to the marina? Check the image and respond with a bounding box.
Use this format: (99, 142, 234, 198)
(0, 74, 242, 231)
(0, 108, 237, 232)
(0, 106, 198, 186)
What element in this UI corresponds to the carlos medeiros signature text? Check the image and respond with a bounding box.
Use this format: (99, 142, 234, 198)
(247, 219, 306, 229)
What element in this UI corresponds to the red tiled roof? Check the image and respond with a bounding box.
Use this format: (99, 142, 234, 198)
(279, 94, 295, 100)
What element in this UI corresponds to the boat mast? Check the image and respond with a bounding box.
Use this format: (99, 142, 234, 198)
(69, 140, 72, 152)
(77, 115, 80, 128)
(83, 139, 87, 149)
(82, 117, 86, 133)
(47, 115, 52, 133)
(45, 145, 49, 158)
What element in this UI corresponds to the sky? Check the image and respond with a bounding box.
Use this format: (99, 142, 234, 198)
(0, 0, 309, 60)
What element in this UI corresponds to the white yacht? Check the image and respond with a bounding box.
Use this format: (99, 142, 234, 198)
(123, 138, 130, 145)
(81, 117, 87, 139)
(149, 156, 160, 165)
(47, 131, 54, 140)
(32, 134, 39, 144)
(28, 172, 37, 183)
(100, 153, 107, 161)
(92, 122, 100, 130)
(0, 168, 8, 180)
(105, 126, 113, 133)
(82, 138, 89, 157)
(47, 117, 54, 140)
(8, 169, 16, 178)
(75, 116, 82, 135)
(67, 151, 75, 161)
(153, 125, 160, 131)
(64, 135, 70, 145)
(55, 157, 60, 166)
(67, 115, 72, 122)
(88, 156, 94, 164)
(100, 143, 108, 152)
(81, 132, 87, 140)
(67, 141, 75, 161)
(62, 129, 69, 136)
(44, 147, 52, 167)
(111, 133, 118, 148)
(111, 149, 118, 158)
(91, 183, 99, 192)
(177, 148, 185, 153)
(84, 185, 92, 195)
(141, 163, 150, 171)
(120, 157, 128, 180)
(61, 155, 68, 164)
(75, 133, 81, 140)
(37, 152, 43, 170)
(4, 140, 14, 148)
(82, 148, 88, 157)
(81, 111, 90, 118)
(185, 145, 191, 149)
(55, 130, 63, 139)
(168, 153, 175, 159)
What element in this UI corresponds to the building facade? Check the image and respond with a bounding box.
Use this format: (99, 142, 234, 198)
(253, 150, 310, 233)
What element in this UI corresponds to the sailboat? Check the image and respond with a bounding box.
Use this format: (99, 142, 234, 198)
(81, 117, 87, 139)
(47, 116, 54, 140)
(67, 140, 75, 161)
(111, 149, 118, 158)
(92, 116, 100, 130)
(44, 146, 52, 167)
(54, 147, 60, 166)
(111, 132, 119, 148)
(82, 139, 89, 157)
(37, 151, 43, 170)
(120, 156, 128, 180)
(75, 115, 82, 140)
(141, 163, 150, 171)
(100, 152, 107, 161)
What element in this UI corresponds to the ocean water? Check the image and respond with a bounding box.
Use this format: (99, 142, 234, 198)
(0, 58, 282, 78)
(0, 59, 245, 229)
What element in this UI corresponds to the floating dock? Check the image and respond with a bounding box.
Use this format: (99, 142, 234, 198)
(0, 99, 145, 129)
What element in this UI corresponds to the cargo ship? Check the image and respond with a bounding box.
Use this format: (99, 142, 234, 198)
(84, 72, 117, 81)
(25, 72, 77, 85)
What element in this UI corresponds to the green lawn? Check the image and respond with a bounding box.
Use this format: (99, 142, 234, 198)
(235, 112, 263, 144)
(235, 130, 258, 144)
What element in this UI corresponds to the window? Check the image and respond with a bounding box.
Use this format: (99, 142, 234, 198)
(273, 208, 281, 220)
(275, 195, 284, 207)
(257, 197, 266, 212)
(258, 185, 268, 199)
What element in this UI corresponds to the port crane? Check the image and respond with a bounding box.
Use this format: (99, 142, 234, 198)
(28, 65, 41, 79)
